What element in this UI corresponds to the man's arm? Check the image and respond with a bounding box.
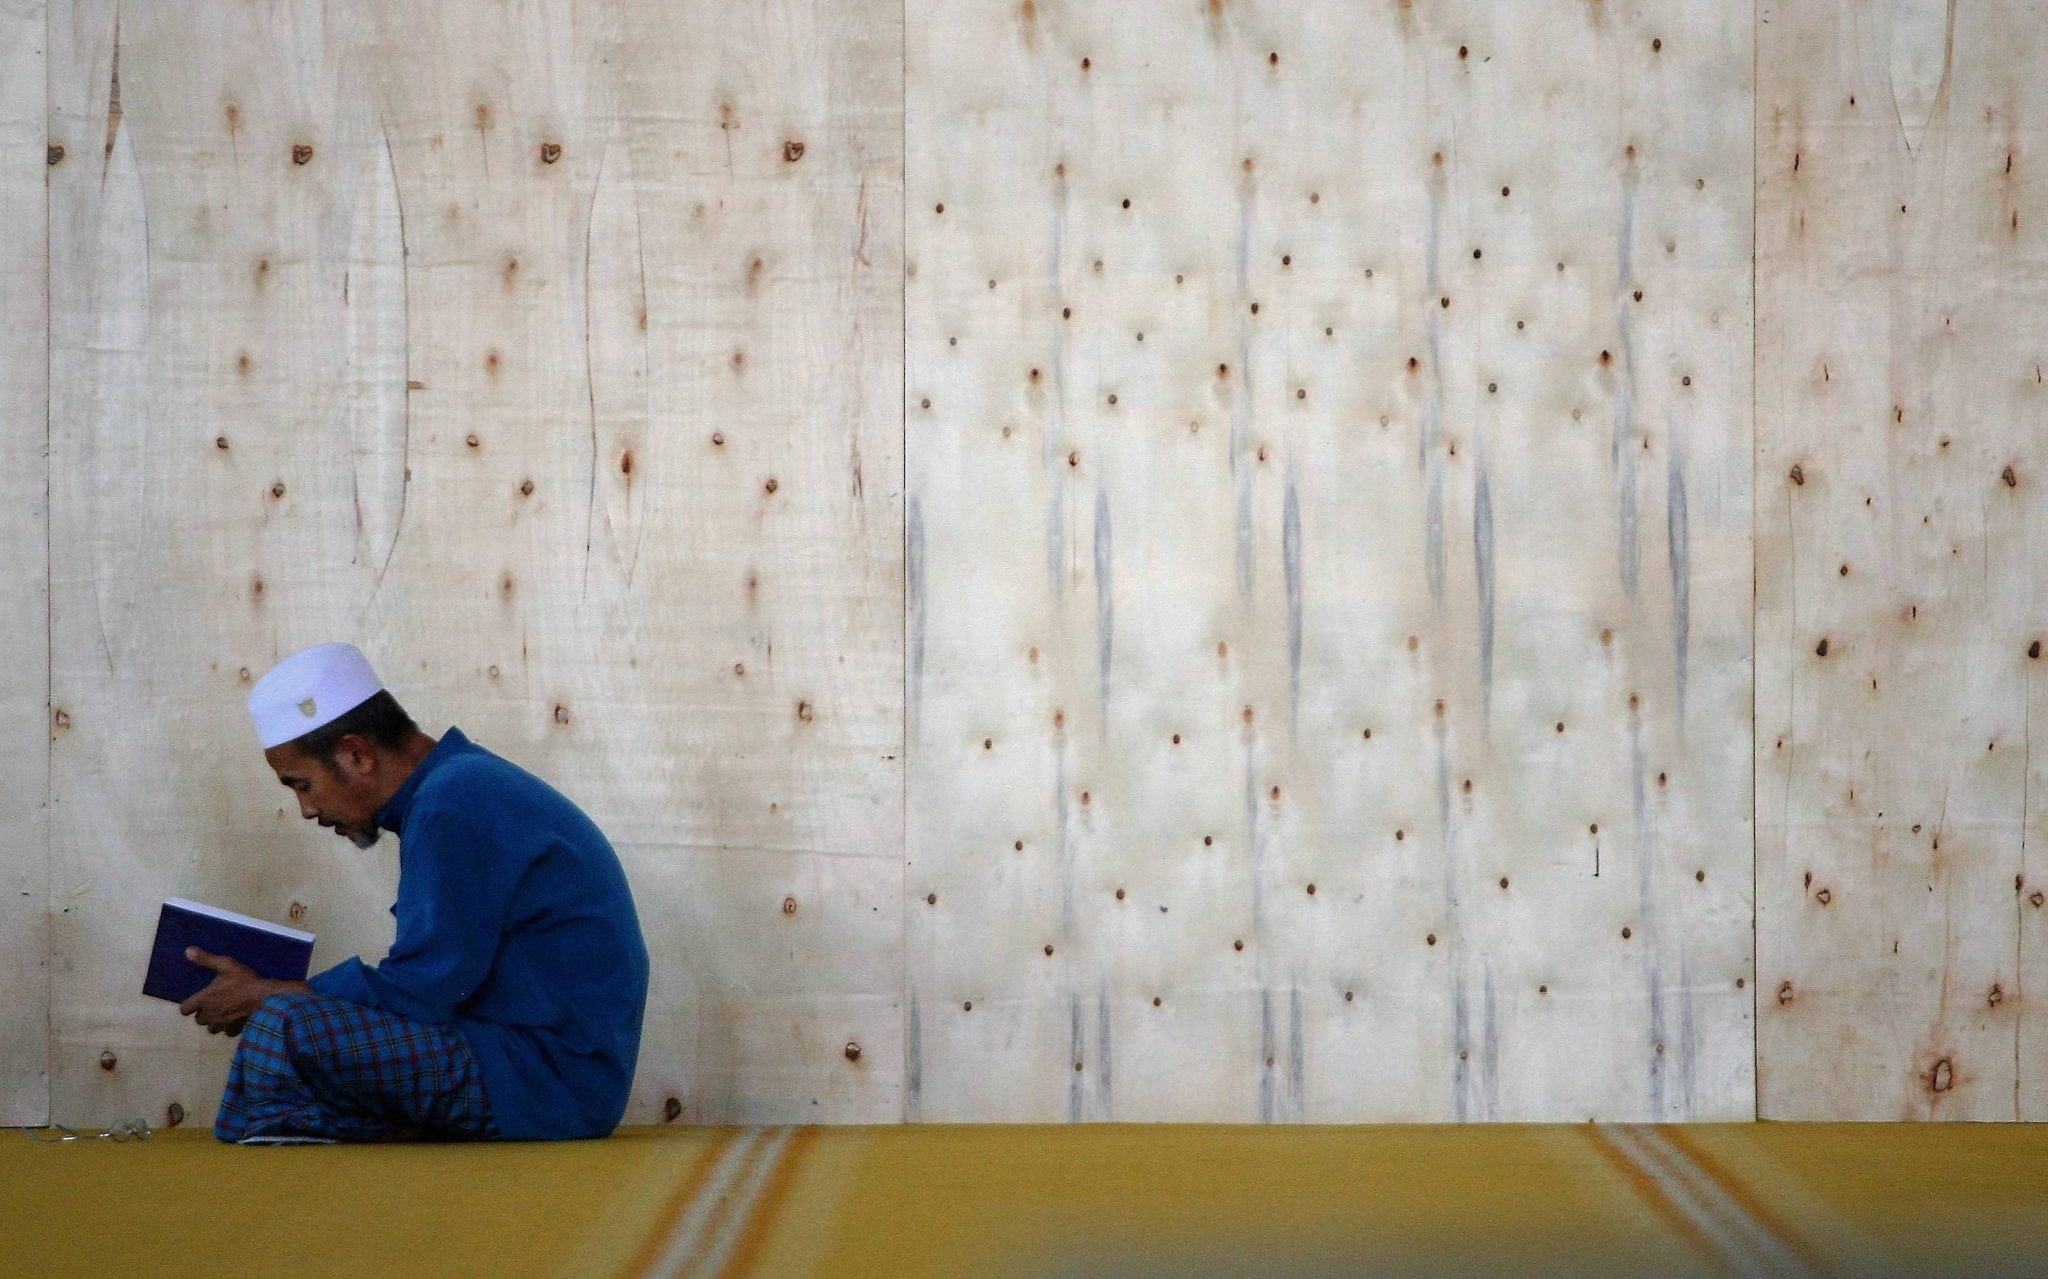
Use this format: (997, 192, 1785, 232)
(306, 805, 510, 1024)
(178, 948, 311, 1036)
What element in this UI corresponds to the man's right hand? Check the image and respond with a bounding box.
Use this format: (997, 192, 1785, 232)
(178, 948, 308, 1034)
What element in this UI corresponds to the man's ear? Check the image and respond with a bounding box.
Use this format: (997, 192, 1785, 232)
(333, 733, 379, 780)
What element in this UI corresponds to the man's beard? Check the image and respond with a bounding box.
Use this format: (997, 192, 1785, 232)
(347, 825, 382, 849)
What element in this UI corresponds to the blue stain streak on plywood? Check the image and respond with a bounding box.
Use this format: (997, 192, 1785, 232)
(1283, 478, 1301, 731)
(1668, 449, 1691, 725)
(1094, 487, 1112, 724)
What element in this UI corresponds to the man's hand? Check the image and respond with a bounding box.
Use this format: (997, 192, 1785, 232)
(177, 949, 311, 1036)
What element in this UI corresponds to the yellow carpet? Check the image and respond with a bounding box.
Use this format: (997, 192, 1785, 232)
(5, 1122, 2045, 1277)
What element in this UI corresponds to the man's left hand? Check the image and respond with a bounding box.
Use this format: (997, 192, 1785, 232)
(177, 948, 311, 1036)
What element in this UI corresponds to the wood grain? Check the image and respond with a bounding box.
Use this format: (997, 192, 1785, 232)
(1756, 0, 2048, 1120)
(904, 0, 1754, 1122)
(0, 0, 51, 1127)
(42, 0, 902, 1127)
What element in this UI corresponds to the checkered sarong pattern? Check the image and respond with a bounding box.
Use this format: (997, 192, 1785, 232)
(214, 991, 497, 1143)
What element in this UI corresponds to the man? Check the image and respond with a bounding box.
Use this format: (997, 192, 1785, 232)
(180, 641, 650, 1143)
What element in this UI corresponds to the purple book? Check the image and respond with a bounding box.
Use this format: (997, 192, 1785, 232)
(142, 898, 315, 1004)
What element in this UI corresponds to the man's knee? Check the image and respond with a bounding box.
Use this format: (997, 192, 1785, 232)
(215, 994, 330, 1143)
(243, 991, 322, 1050)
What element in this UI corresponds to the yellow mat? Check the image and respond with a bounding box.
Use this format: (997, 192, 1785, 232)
(5, 1123, 2044, 1277)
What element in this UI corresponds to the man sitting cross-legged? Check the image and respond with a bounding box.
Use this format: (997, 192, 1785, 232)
(180, 642, 650, 1143)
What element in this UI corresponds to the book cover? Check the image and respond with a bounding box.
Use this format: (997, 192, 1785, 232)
(142, 898, 317, 1004)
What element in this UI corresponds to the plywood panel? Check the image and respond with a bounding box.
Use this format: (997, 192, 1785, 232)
(46, 0, 901, 1128)
(906, 1, 1754, 1122)
(0, 0, 50, 1127)
(1757, 0, 2048, 1120)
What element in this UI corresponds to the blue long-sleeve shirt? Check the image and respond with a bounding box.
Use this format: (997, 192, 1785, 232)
(307, 727, 649, 1140)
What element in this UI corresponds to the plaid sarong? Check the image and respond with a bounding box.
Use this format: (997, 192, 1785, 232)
(214, 991, 497, 1144)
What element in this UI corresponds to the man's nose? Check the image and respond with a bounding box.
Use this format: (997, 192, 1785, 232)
(299, 796, 319, 820)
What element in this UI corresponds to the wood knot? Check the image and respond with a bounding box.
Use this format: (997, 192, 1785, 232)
(292, 144, 313, 165)
(1929, 1058, 1954, 1092)
(1776, 981, 1794, 1004)
(540, 141, 562, 164)
(783, 140, 805, 162)
(47, 143, 65, 165)
(663, 1096, 683, 1122)
(99, 1051, 117, 1072)
(1789, 464, 1805, 485)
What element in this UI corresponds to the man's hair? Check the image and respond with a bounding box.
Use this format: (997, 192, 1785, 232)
(290, 690, 419, 768)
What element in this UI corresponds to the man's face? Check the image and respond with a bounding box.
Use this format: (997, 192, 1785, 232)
(265, 740, 383, 849)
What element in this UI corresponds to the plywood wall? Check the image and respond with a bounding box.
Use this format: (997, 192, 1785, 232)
(0, 0, 51, 1128)
(1756, 1, 2048, 1120)
(12, 0, 2048, 1129)
(904, 1, 1754, 1122)
(43, 0, 902, 1129)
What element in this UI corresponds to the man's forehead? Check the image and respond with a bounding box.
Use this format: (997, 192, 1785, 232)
(264, 744, 316, 778)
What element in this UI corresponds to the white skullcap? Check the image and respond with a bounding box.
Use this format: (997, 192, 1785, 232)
(248, 642, 385, 749)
